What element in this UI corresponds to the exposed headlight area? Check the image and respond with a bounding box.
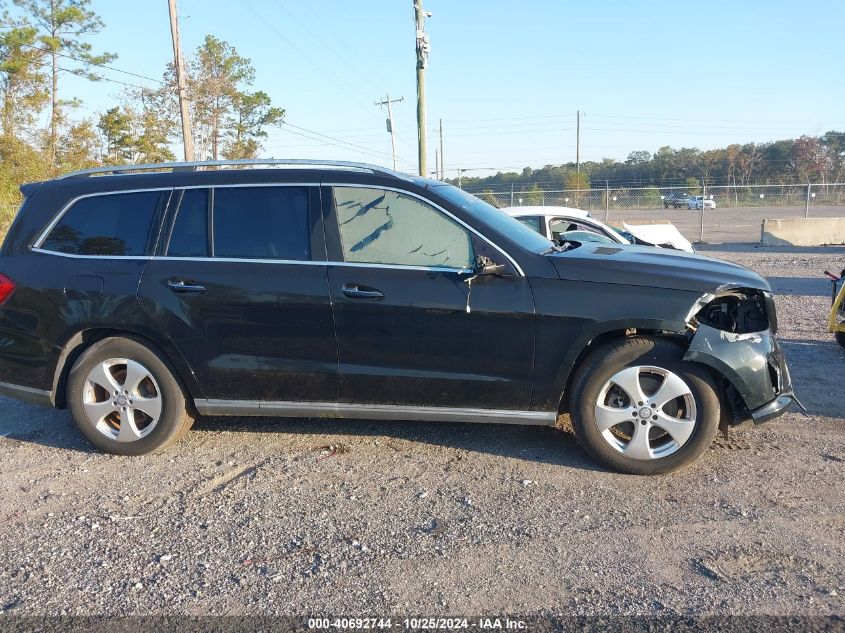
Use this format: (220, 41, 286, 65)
(690, 288, 771, 334)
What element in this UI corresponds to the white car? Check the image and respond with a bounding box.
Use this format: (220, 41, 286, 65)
(501, 206, 694, 253)
(688, 196, 716, 210)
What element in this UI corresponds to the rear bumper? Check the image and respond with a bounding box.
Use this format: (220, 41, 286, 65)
(0, 380, 52, 408)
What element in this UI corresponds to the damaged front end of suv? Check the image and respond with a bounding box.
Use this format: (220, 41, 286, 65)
(684, 287, 796, 425)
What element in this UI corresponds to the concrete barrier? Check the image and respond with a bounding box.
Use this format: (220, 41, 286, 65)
(761, 217, 845, 246)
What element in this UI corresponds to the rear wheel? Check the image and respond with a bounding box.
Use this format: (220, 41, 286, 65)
(569, 337, 721, 475)
(67, 336, 194, 455)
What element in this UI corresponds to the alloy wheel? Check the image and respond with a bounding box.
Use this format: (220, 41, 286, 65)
(81, 358, 163, 442)
(594, 365, 697, 460)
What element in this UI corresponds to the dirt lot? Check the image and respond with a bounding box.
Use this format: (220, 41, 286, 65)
(0, 244, 843, 618)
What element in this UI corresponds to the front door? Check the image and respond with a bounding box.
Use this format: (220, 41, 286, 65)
(138, 185, 337, 403)
(324, 185, 535, 410)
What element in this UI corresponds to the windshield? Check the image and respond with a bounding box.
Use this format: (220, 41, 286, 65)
(429, 183, 554, 253)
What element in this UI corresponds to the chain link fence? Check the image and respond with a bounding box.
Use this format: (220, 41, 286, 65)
(466, 183, 845, 214)
(463, 183, 845, 243)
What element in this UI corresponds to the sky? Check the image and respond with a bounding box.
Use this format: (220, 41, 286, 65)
(8, 0, 845, 176)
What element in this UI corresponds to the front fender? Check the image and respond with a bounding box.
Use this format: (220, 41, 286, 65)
(683, 323, 793, 416)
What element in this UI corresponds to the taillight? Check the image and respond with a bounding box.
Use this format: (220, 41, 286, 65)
(0, 274, 16, 305)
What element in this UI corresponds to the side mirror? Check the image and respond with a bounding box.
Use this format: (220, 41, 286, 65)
(473, 255, 506, 276)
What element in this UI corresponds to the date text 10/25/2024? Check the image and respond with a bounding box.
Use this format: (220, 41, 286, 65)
(307, 618, 528, 630)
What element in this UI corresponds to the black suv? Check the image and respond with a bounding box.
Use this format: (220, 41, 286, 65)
(0, 160, 794, 474)
(664, 192, 691, 209)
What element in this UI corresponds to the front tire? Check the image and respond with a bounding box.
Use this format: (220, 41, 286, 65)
(836, 331, 845, 349)
(569, 337, 720, 475)
(67, 336, 195, 455)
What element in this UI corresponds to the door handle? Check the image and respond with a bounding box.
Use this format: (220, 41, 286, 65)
(167, 279, 207, 294)
(342, 283, 384, 300)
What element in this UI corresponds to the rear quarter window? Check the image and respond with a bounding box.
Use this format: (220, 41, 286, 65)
(39, 191, 163, 256)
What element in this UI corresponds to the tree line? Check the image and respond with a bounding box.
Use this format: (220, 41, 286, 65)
(457, 134, 845, 193)
(0, 0, 284, 212)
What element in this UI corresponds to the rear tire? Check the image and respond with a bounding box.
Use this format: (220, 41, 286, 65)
(569, 336, 721, 475)
(836, 331, 845, 349)
(67, 336, 194, 455)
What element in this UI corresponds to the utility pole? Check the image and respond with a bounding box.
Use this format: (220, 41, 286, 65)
(375, 94, 404, 171)
(168, 0, 195, 161)
(576, 110, 581, 174)
(414, 0, 430, 177)
(434, 148, 440, 180)
(439, 118, 444, 179)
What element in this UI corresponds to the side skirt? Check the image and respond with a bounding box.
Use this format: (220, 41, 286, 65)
(193, 399, 557, 426)
(0, 381, 53, 408)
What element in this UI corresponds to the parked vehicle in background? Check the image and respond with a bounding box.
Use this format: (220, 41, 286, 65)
(664, 192, 691, 208)
(688, 196, 716, 210)
(618, 222, 695, 253)
(0, 160, 794, 475)
(502, 206, 695, 253)
(502, 206, 628, 247)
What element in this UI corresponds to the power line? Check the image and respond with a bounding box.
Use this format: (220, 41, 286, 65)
(237, 0, 375, 116)
(0, 54, 154, 91)
(275, 121, 416, 168)
(270, 0, 388, 96)
(18, 42, 163, 85)
(295, 0, 395, 91)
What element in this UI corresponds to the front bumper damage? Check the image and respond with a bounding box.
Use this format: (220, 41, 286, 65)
(684, 324, 795, 424)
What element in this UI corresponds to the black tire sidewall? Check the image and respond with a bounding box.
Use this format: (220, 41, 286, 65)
(571, 338, 721, 475)
(67, 336, 189, 456)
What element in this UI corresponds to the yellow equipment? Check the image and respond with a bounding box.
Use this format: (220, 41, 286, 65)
(826, 269, 845, 349)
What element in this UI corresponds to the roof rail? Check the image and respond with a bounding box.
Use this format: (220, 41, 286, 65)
(58, 158, 407, 180)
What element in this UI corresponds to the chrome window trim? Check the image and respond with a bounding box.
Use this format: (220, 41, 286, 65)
(31, 248, 152, 261)
(152, 255, 471, 274)
(32, 187, 174, 250)
(31, 182, 526, 277)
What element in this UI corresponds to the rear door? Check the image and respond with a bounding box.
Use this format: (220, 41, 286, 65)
(138, 184, 338, 403)
(324, 185, 535, 410)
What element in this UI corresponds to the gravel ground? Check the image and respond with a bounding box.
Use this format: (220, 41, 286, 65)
(0, 244, 843, 618)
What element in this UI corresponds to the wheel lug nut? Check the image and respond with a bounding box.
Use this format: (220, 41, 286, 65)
(651, 403, 657, 408)
(638, 401, 643, 406)
(640, 420, 647, 425)
(652, 415, 658, 421)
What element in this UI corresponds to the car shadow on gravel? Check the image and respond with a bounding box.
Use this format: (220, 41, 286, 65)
(0, 398, 99, 454)
(193, 415, 604, 471)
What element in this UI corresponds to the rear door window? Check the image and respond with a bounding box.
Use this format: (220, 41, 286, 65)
(213, 186, 310, 260)
(40, 191, 162, 256)
(167, 189, 209, 257)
